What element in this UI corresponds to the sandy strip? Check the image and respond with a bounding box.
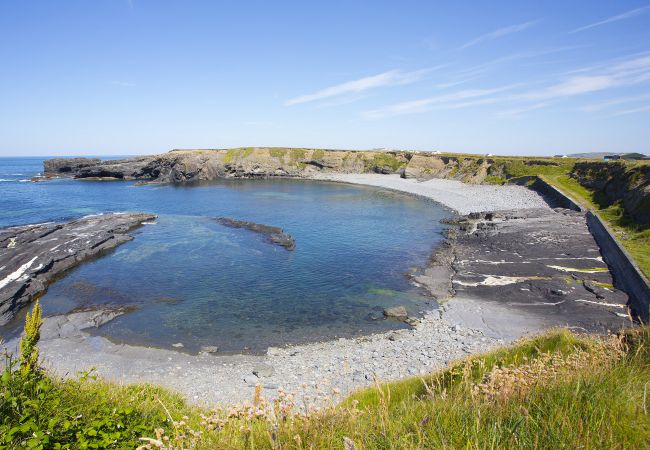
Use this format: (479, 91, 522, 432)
(311, 173, 550, 214)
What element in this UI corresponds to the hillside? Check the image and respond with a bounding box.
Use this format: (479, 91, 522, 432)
(2, 305, 648, 448)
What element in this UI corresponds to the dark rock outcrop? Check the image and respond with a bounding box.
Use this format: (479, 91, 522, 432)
(43, 157, 101, 174)
(0, 212, 156, 325)
(571, 162, 650, 225)
(44, 156, 156, 180)
(215, 218, 296, 250)
(41, 148, 500, 184)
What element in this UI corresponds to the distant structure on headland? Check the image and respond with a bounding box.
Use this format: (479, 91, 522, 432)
(567, 151, 649, 160)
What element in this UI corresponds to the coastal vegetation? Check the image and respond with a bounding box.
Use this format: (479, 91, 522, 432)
(2, 304, 648, 448)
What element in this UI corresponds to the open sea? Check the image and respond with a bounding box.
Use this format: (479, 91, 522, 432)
(0, 157, 451, 353)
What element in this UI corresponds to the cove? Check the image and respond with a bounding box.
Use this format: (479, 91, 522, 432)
(0, 158, 451, 352)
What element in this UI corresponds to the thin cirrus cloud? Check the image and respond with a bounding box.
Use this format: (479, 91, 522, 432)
(362, 85, 519, 119)
(364, 53, 650, 120)
(284, 68, 435, 106)
(517, 54, 650, 102)
(458, 20, 538, 50)
(497, 102, 552, 118)
(613, 104, 650, 116)
(570, 5, 650, 33)
(580, 93, 650, 112)
(518, 75, 616, 100)
(110, 80, 136, 87)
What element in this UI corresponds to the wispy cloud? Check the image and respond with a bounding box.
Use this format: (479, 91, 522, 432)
(497, 102, 551, 118)
(109, 80, 136, 87)
(581, 93, 650, 112)
(243, 120, 274, 126)
(315, 94, 370, 109)
(570, 5, 650, 33)
(436, 46, 582, 88)
(517, 54, 650, 102)
(613, 104, 650, 116)
(284, 68, 435, 106)
(362, 85, 518, 119)
(519, 76, 616, 100)
(364, 53, 650, 120)
(458, 20, 538, 50)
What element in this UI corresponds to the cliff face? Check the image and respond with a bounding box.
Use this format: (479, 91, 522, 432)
(571, 162, 650, 225)
(43, 148, 510, 184)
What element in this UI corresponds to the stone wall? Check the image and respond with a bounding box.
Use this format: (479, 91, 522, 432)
(586, 211, 650, 322)
(530, 175, 649, 322)
(528, 177, 583, 212)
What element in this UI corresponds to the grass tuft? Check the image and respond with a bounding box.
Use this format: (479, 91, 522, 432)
(3, 314, 649, 448)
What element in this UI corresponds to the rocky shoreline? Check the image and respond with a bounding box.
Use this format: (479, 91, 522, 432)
(0, 213, 156, 326)
(4, 297, 522, 407)
(1, 170, 634, 407)
(37, 148, 525, 185)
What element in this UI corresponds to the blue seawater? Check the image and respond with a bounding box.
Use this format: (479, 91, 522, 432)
(0, 157, 451, 353)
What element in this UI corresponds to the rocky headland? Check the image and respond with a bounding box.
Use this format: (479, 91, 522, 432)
(39, 148, 515, 183)
(0, 212, 155, 326)
(40, 148, 648, 223)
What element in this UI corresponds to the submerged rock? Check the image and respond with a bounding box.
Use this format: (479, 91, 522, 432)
(200, 345, 219, 354)
(383, 306, 408, 319)
(215, 217, 296, 250)
(0, 212, 156, 325)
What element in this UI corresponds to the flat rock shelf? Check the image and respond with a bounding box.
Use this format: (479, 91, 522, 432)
(0, 212, 156, 325)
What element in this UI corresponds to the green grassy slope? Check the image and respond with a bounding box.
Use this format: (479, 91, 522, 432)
(3, 307, 649, 449)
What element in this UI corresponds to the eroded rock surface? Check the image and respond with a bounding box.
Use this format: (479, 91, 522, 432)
(0, 212, 155, 325)
(215, 217, 296, 250)
(41, 148, 543, 184)
(422, 208, 632, 332)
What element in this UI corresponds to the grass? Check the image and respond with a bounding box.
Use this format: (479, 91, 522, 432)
(3, 305, 649, 448)
(364, 153, 407, 172)
(224, 148, 254, 164)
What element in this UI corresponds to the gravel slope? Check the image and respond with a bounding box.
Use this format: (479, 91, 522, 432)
(311, 173, 550, 214)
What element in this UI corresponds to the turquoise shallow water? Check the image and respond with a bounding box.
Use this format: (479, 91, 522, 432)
(0, 157, 451, 353)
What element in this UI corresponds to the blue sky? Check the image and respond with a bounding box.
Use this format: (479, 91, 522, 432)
(1, 1, 649, 156)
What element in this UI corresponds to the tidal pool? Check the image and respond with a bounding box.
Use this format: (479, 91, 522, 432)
(1, 158, 451, 352)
